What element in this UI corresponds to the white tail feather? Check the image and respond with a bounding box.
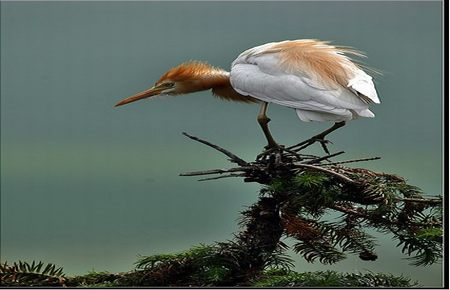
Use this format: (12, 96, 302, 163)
(354, 109, 375, 118)
(296, 109, 353, 122)
(348, 70, 380, 104)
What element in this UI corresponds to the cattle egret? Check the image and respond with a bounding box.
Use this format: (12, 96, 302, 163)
(115, 39, 380, 150)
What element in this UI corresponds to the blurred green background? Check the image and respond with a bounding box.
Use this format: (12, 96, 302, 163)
(1, 1, 443, 286)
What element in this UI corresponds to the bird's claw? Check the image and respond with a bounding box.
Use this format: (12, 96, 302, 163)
(312, 137, 332, 145)
(312, 136, 332, 154)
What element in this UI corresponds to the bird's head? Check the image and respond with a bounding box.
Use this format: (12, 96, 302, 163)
(115, 61, 228, 107)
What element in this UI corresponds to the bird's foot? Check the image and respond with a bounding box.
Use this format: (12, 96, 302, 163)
(311, 136, 332, 154)
(291, 135, 333, 154)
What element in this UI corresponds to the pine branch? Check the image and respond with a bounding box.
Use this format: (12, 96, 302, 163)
(8, 132, 441, 287)
(293, 164, 356, 184)
(0, 261, 66, 287)
(175, 131, 440, 268)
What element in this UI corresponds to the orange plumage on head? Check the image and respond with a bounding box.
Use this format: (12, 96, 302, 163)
(157, 61, 223, 82)
(154, 61, 226, 94)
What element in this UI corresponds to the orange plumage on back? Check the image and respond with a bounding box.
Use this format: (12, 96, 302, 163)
(263, 40, 365, 89)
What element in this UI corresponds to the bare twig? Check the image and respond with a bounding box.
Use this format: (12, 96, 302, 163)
(330, 204, 368, 218)
(180, 167, 248, 177)
(395, 197, 442, 204)
(199, 173, 246, 181)
(182, 132, 248, 166)
(304, 151, 345, 164)
(322, 157, 381, 166)
(289, 140, 317, 152)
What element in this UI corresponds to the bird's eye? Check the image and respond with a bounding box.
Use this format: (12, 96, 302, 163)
(156, 82, 175, 89)
(154, 82, 175, 91)
(164, 82, 175, 88)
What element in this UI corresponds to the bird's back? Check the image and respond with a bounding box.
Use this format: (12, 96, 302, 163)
(230, 40, 380, 122)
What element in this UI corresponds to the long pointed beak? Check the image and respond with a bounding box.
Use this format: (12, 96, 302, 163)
(115, 85, 165, 107)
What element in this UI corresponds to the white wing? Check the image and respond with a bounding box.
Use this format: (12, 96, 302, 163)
(230, 42, 379, 122)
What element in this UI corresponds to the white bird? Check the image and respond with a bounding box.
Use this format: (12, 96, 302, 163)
(116, 39, 380, 151)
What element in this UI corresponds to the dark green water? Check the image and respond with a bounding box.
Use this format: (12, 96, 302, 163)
(1, 1, 443, 286)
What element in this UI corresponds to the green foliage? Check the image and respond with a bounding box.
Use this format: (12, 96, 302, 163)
(252, 269, 418, 287)
(417, 227, 443, 240)
(131, 244, 236, 286)
(293, 171, 330, 188)
(293, 240, 346, 264)
(0, 260, 418, 287)
(397, 233, 443, 266)
(290, 219, 378, 264)
(136, 244, 217, 270)
(260, 166, 443, 267)
(66, 270, 120, 287)
(1, 147, 442, 287)
(0, 261, 65, 287)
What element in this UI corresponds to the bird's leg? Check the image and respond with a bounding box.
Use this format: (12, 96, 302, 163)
(257, 102, 279, 149)
(289, 121, 346, 154)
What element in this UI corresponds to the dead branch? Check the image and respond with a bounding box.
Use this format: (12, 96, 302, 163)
(198, 173, 247, 181)
(322, 156, 381, 166)
(182, 132, 248, 166)
(180, 167, 248, 177)
(304, 151, 345, 164)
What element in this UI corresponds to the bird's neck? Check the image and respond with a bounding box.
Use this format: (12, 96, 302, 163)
(211, 79, 256, 103)
(181, 70, 255, 103)
(197, 70, 232, 91)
